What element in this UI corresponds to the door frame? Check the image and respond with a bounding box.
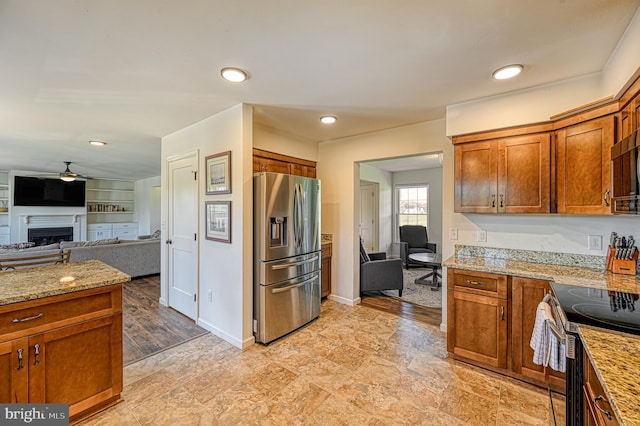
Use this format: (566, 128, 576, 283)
(359, 180, 379, 251)
(160, 151, 199, 314)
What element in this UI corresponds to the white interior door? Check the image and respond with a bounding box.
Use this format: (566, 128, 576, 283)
(168, 154, 198, 320)
(359, 181, 378, 251)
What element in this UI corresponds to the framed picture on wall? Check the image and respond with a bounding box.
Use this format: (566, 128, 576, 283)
(205, 151, 231, 195)
(205, 201, 231, 243)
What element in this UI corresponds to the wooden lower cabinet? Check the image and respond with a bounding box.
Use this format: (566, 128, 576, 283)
(448, 269, 565, 391)
(447, 288, 508, 368)
(321, 243, 332, 298)
(511, 277, 565, 390)
(583, 348, 619, 425)
(0, 285, 123, 423)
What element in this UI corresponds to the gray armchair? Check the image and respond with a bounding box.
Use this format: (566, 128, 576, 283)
(399, 225, 436, 269)
(359, 240, 403, 297)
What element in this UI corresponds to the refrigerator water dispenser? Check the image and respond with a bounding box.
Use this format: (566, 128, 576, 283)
(270, 217, 287, 247)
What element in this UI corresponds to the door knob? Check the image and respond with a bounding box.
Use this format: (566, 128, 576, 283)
(165, 239, 172, 244)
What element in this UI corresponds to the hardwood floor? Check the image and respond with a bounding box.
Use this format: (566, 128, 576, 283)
(122, 274, 207, 365)
(360, 292, 442, 327)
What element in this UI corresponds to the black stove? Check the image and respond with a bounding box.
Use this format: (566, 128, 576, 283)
(551, 282, 640, 336)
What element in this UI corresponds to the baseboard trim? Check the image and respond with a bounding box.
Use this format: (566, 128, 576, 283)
(197, 318, 252, 349)
(328, 294, 359, 306)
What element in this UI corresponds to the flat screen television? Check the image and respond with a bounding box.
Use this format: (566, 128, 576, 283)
(14, 176, 86, 207)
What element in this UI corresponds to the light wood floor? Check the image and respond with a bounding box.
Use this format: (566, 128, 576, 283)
(122, 274, 208, 365)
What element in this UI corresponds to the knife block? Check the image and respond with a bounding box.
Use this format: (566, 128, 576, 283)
(607, 246, 639, 275)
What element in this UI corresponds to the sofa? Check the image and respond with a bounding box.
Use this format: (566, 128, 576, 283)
(0, 238, 161, 278)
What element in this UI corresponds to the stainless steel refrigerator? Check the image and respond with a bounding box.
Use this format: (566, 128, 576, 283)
(253, 172, 321, 344)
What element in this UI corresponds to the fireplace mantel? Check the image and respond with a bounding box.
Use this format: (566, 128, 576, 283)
(18, 214, 86, 242)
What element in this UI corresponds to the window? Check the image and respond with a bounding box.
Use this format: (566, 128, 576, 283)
(396, 185, 428, 230)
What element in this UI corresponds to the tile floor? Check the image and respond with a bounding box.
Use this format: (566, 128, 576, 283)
(80, 300, 566, 425)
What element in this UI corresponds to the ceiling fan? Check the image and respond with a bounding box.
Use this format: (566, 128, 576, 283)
(59, 161, 90, 182)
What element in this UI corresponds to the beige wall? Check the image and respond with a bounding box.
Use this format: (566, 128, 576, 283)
(253, 123, 318, 162)
(317, 119, 453, 319)
(161, 103, 254, 349)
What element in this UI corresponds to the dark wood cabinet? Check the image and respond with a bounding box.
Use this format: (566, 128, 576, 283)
(511, 277, 565, 391)
(321, 243, 332, 298)
(454, 133, 550, 213)
(555, 116, 616, 214)
(447, 269, 508, 369)
(0, 285, 123, 423)
(253, 148, 317, 178)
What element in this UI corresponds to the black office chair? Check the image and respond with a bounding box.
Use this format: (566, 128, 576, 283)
(399, 225, 436, 269)
(359, 239, 403, 297)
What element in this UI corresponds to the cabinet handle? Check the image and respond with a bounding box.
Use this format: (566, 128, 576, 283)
(594, 395, 613, 420)
(33, 344, 40, 366)
(16, 348, 24, 370)
(499, 194, 504, 208)
(491, 195, 496, 208)
(12, 313, 44, 323)
(501, 306, 505, 320)
(465, 280, 485, 286)
(603, 189, 611, 207)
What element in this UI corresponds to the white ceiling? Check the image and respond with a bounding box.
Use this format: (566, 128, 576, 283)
(1, 0, 639, 180)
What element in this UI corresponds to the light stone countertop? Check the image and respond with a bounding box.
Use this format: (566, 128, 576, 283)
(579, 326, 640, 426)
(0, 259, 131, 306)
(444, 246, 640, 426)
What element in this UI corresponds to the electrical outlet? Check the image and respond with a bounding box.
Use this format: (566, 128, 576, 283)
(477, 230, 487, 242)
(207, 290, 213, 302)
(449, 228, 458, 240)
(588, 235, 603, 250)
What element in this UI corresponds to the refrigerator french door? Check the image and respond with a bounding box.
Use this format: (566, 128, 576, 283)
(254, 172, 321, 344)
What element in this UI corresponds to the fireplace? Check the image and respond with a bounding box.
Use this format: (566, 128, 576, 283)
(28, 227, 74, 246)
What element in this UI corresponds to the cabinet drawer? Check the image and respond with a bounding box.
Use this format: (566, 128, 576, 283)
(321, 243, 332, 258)
(0, 285, 122, 340)
(88, 224, 112, 231)
(448, 269, 507, 298)
(584, 351, 619, 425)
(113, 230, 136, 239)
(112, 222, 136, 230)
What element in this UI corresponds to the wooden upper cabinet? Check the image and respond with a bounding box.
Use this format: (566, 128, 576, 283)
(455, 141, 498, 213)
(454, 133, 550, 213)
(253, 148, 316, 178)
(555, 116, 616, 214)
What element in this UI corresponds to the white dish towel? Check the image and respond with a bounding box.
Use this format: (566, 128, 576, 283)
(529, 301, 566, 372)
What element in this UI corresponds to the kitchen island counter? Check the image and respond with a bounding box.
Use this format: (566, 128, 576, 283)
(0, 259, 130, 306)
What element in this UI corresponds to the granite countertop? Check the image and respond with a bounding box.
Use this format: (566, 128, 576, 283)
(0, 259, 131, 306)
(579, 326, 640, 426)
(321, 233, 332, 244)
(444, 245, 640, 425)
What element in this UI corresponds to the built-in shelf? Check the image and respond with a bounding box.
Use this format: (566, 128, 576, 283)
(86, 179, 135, 223)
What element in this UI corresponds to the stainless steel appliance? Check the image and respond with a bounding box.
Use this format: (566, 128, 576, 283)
(549, 283, 640, 425)
(253, 172, 321, 344)
(611, 129, 640, 214)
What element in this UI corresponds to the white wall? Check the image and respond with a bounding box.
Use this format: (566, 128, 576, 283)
(318, 119, 454, 318)
(359, 164, 393, 253)
(134, 176, 161, 236)
(161, 103, 254, 349)
(253, 123, 318, 161)
(393, 167, 443, 254)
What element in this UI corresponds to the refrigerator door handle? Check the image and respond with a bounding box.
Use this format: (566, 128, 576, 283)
(271, 277, 316, 294)
(271, 258, 317, 270)
(293, 183, 304, 248)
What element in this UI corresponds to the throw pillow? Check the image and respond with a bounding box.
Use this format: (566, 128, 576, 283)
(151, 229, 161, 239)
(0, 242, 35, 250)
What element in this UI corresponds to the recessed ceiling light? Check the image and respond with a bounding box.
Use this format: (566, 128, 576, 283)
(89, 140, 107, 146)
(492, 64, 523, 80)
(320, 116, 337, 124)
(221, 67, 248, 83)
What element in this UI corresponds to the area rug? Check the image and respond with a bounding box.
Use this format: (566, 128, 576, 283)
(382, 268, 442, 308)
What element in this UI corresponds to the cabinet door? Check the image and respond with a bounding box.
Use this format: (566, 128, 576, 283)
(454, 141, 498, 213)
(511, 277, 565, 389)
(256, 157, 291, 174)
(0, 338, 29, 403)
(321, 245, 331, 298)
(447, 290, 507, 368)
(556, 116, 615, 214)
(498, 134, 551, 213)
(29, 314, 123, 419)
